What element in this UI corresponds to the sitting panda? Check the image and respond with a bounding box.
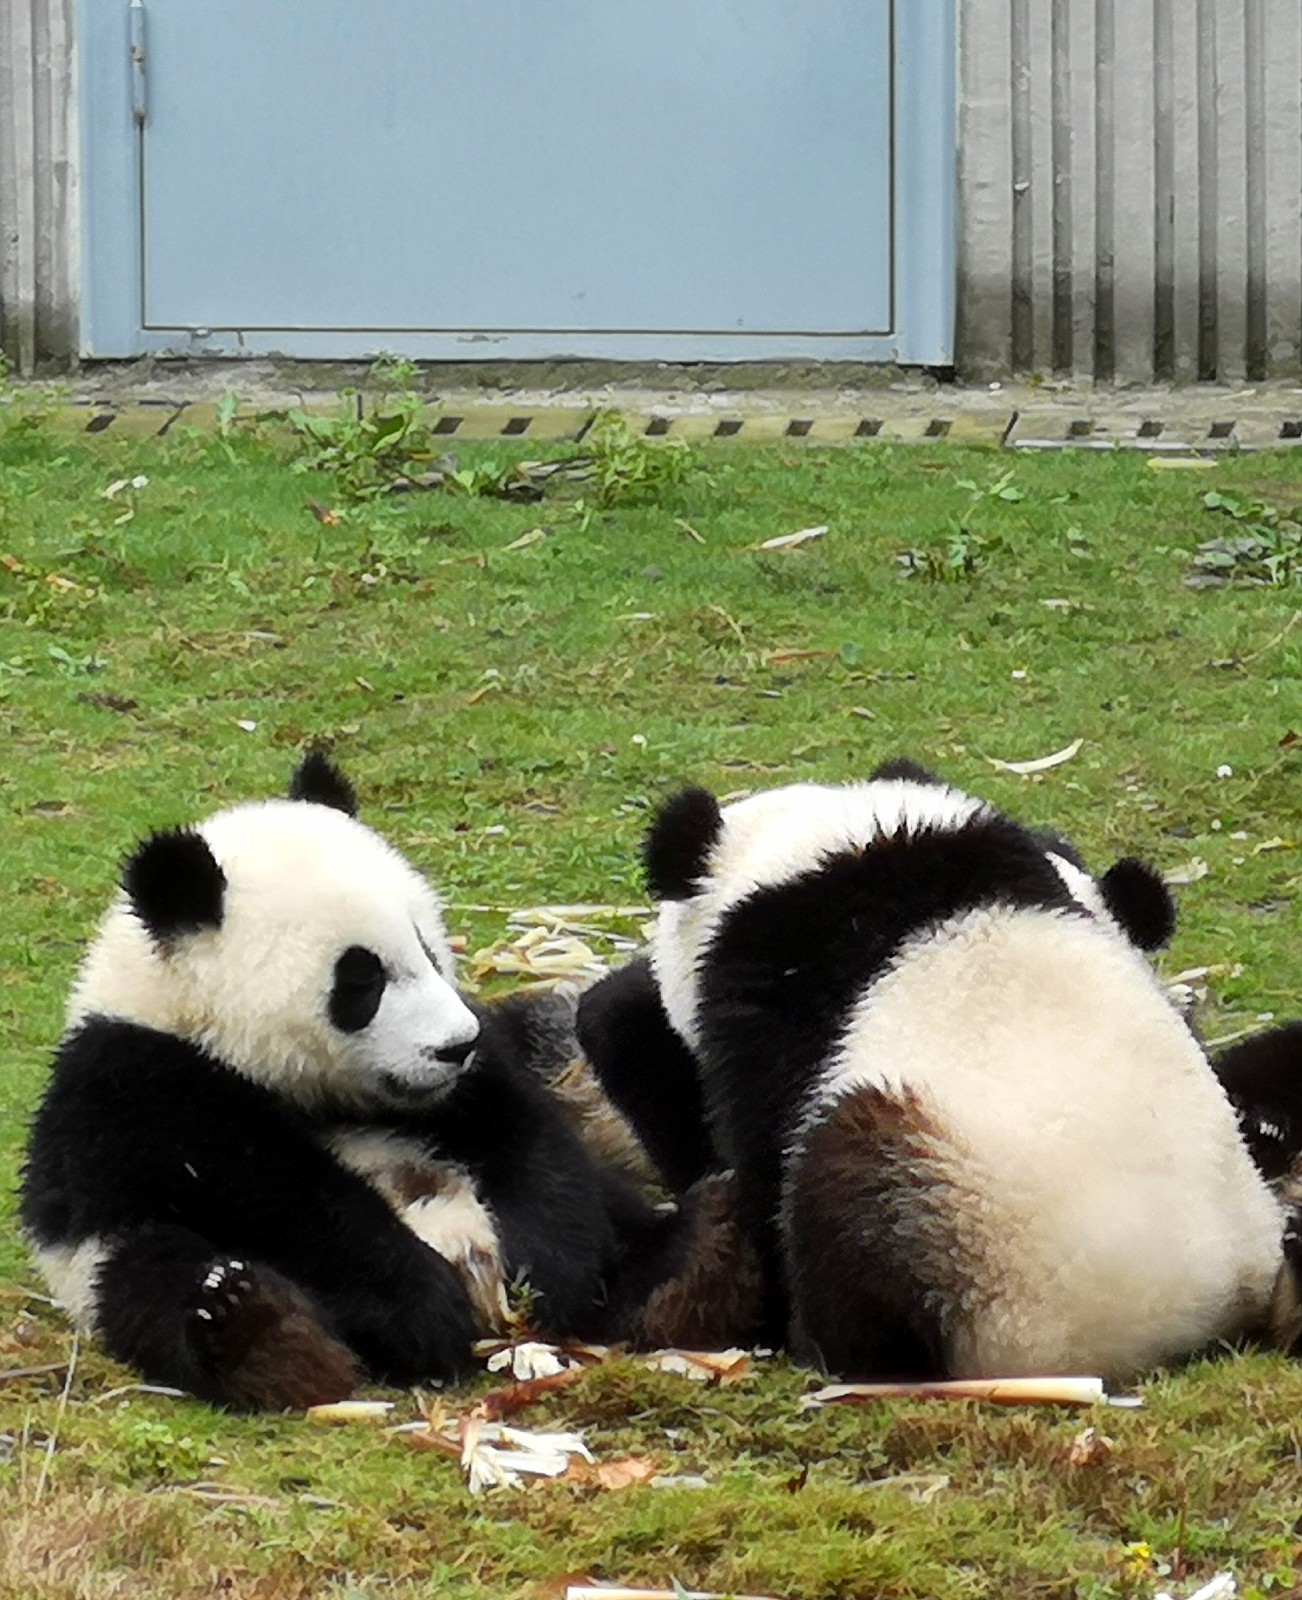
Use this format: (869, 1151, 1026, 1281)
(629, 758, 1287, 1381)
(19, 755, 726, 1411)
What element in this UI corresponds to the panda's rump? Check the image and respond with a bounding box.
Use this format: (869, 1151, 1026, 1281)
(798, 908, 1283, 1379)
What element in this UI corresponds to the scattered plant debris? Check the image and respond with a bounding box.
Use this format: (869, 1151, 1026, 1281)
(800, 1375, 1139, 1409)
(986, 738, 1083, 776)
(747, 525, 828, 554)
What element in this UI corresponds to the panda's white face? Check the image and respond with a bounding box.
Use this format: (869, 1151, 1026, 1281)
(652, 778, 985, 1049)
(71, 798, 481, 1111)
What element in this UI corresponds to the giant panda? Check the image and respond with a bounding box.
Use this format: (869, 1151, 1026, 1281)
(19, 755, 723, 1410)
(635, 759, 1287, 1381)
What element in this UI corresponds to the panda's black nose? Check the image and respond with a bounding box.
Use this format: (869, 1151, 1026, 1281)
(432, 1038, 476, 1067)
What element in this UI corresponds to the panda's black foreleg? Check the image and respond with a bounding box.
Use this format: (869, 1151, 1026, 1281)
(576, 956, 720, 1196)
(1213, 1021, 1302, 1186)
(95, 1224, 359, 1410)
(303, 1243, 480, 1389)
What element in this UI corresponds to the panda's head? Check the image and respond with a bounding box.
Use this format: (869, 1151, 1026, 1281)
(643, 759, 1175, 1051)
(70, 754, 481, 1112)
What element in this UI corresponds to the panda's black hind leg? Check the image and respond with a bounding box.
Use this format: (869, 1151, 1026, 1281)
(96, 1225, 359, 1410)
(783, 1084, 958, 1380)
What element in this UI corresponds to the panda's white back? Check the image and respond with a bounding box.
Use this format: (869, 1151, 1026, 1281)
(807, 903, 1283, 1378)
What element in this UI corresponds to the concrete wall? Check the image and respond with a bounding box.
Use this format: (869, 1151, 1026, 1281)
(0, 0, 77, 370)
(959, 0, 1302, 380)
(6, 1, 1302, 380)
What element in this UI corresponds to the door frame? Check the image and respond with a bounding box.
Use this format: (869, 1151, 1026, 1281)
(77, 0, 954, 364)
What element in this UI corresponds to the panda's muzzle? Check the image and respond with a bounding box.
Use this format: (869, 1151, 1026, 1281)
(424, 1037, 476, 1070)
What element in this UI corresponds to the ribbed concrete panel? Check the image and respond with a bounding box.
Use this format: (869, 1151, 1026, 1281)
(958, 0, 1302, 380)
(0, 0, 77, 370)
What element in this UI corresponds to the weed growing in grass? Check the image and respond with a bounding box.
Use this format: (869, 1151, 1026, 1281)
(583, 410, 696, 508)
(1190, 489, 1302, 587)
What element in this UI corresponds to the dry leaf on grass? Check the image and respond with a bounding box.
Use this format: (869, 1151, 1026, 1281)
(747, 524, 828, 553)
(641, 1348, 752, 1385)
(485, 1341, 569, 1380)
(986, 738, 1083, 776)
(564, 1455, 658, 1490)
(1164, 857, 1211, 886)
(764, 648, 835, 666)
(1066, 1426, 1114, 1467)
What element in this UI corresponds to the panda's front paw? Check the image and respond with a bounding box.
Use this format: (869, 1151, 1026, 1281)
(193, 1257, 255, 1327)
(344, 1253, 480, 1387)
(188, 1258, 359, 1411)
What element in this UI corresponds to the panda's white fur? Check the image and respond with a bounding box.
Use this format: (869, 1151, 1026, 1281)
(71, 797, 479, 1110)
(646, 770, 1285, 1381)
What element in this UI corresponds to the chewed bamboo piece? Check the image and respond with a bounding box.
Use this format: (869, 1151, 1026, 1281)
(565, 1590, 780, 1600)
(800, 1375, 1142, 1410)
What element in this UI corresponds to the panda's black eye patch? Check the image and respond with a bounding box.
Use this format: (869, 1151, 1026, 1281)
(329, 946, 386, 1033)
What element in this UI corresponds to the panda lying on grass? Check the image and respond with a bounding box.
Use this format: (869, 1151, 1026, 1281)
(581, 759, 1295, 1382)
(20, 755, 746, 1411)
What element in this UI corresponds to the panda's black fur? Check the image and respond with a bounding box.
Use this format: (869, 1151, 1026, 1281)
(632, 760, 1286, 1381)
(19, 756, 724, 1410)
(576, 956, 719, 1197)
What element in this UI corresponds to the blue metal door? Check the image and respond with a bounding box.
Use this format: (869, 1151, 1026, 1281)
(79, 1, 954, 363)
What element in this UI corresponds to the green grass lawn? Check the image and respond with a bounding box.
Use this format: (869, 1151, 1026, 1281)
(4, 397, 1302, 1599)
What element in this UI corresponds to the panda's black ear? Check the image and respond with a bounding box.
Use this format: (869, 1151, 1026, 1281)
(123, 828, 226, 943)
(870, 757, 944, 786)
(644, 787, 723, 901)
(288, 751, 358, 817)
(1099, 857, 1176, 951)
